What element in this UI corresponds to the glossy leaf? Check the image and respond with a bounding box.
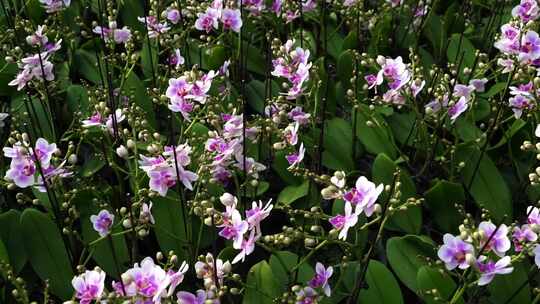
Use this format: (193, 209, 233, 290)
(0, 210, 27, 273)
(278, 180, 309, 205)
(455, 144, 512, 221)
(243, 261, 280, 304)
(20, 209, 74, 300)
(386, 235, 435, 292)
(424, 180, 465, 233)
(358, 260, 404, 304)
(372, 153, 421, 234)
(152, 192, 189, 261)
(354, 105, 397, 159)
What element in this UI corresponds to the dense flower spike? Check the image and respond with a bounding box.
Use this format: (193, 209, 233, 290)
(4, 0, 540, 302)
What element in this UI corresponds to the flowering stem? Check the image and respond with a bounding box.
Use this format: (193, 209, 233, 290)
(290, 240, 328, 273)
(348, 171, 398, 304)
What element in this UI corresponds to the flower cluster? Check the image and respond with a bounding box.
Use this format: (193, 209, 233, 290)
(39, 0, 70, 13)
(438, 206, 540, 286)
(3, 138, 70, 191)
(365, 55, 424, 104)
(138, 15, 170, 38)
(271, 39, 312, 100)
(71, 253, 232, 304)
(322, 173, 383, 240)
(205, 113, 264, 185)
(166, 70, 217, 120)
(93, 21, 132, 45)
(139, 143, 198, 196)
(82, 108, 126, 132)
(217, 193, 273, 264)
(508, 82, 537, 118)
(291, 262, 333, 303)
(195, 1, 242, 33)
(425, 78, 488, 122)
(9, 27, 62, 91)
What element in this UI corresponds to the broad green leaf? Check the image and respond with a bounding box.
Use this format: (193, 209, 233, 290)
(372, 153, 421, 234)
(20, 209, 74, 300)
(447, 34, 476, 66)
(141, 41, 158, 81)
(245, 181, 270, 198)
(152, 192, 189, 261)
(81, 153, 106, 177)
(490, 119, 527, 150)
(269, 251, 314, 290)
(455, 144, 512, 221)
(424, 14, 446, 58)
(488, 263, 530, 304)
(73, 48, 102, 84)
(358, 260, 404, 304)
(386, 235, 435, 292)
(386, 112, 416, 146)
(10, 95, 54, 141)
(342, 31, 359, 50)
(424, 180, 464, 233)
(0, 210, 27, 273)
(455, 117, 484, 144)
(354, 105, 397, 159)
(243, 261, 280, 304)
(417, 266, 462, 304)
(323, 118, 354, 170)
(66, 85, 89, 114)
(337, 50, 355, 85)
(278, 180, 309, 205)
(0, 239, 8, 265)
(122, 72, 157, 128)
(207, 45, 227, 70)
(245, 80, 267, 114)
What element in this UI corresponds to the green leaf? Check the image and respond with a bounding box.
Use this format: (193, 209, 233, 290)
(151, 192, 189, 261)
(424, 180, 465, 233)
(245, 80, 266, 114)
(207, 45, 227, 70)
(278, 180, 309, 205)
(269, 251, 314, 290)
(20, 209, 74, 300)
(386, 235, 435, 292)
(447, 34, 477, 80)
(372, 153, 421, 234)
(455, 144, 512, 221)
(490, 119, 527, 150)
(0, 210, 27, 273)
(424, 14, 446, 58)
(73, 48, 102, 84)
(488, 263, 530, 304)
(354, 105, 397, 159)
(81, 153, 106, 177)
(141, 41, 158, 81)
(386, 112, 416, 146)
(122, 72, 157, 128)
(10, 95, 54, 141)
(358, 260, 404, 304)
(447, 34, 476, 66)
(323, 118, 354, 170)
(417, 266, 462, 304)
(337, 50, 355, 85)
(243, 261, 280, 304)
(0, 239, 8, 265)
(66, 85, 89, 115)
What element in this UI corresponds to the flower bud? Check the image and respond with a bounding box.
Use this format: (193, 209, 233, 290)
(116, 145, 128, 159)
